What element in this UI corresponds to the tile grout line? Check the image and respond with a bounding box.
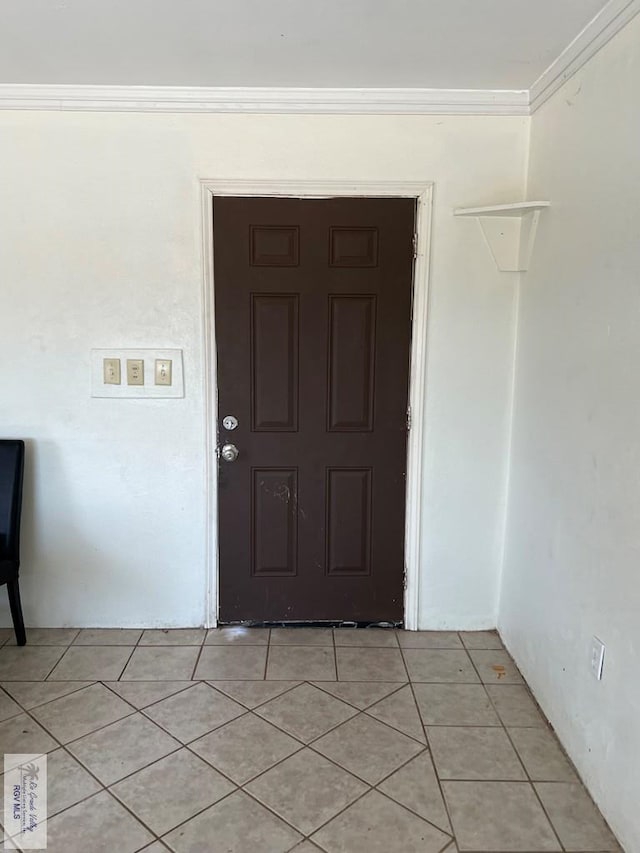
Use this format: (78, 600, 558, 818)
(115, 629, 146, 681)
(331, 628, 338, 681)
(101, 679, 196, 710)
(309, 679, 408, 712)
(400, 636, 460, 844)
(456, 635, 567, 853)
(188, 631, 208, 681)
(499, 720, 568, 852)
(246, 776, 371, 845)
(263, 628, 272, 679)
(214, 680, 303, 712)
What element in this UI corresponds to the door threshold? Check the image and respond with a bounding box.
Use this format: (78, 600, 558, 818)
(218, 620, 403, 629)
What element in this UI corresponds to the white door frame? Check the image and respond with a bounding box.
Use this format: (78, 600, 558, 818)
(200, 179, 433, 630)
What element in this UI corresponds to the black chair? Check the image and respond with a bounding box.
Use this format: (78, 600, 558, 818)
(0, 440, 26, 646)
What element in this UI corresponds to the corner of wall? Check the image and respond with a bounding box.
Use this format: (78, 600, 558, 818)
(495, 119, 530, 630)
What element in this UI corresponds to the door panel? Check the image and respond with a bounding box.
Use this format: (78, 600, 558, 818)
(326, 467, 372, 576)
(251, 468, 298, 577)
(327, 295, 376, 431)
(250, 294, 299, 431)
(214, 196, 414, 623)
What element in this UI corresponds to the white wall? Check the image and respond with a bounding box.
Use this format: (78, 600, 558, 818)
(499, 16, 640, 852)
(0, 111, 527, 628)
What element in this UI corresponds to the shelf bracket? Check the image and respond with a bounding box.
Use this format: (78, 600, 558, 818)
(453, 201, 550, 272)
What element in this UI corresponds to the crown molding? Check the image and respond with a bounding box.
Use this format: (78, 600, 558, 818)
(0, 84, 529, 115)
(529, 0, 640, 112)
(0, 2, 637, 117)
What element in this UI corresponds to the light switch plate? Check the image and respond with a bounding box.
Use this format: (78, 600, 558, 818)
(155, 358, 172, 386)
(91, 349, 184, 398)
(103, 358, 121, 385)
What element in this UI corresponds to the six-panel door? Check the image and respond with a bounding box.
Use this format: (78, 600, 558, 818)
(214, 196, 414, 623)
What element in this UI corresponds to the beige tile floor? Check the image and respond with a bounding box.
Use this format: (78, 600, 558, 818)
(0, 626, 621, 853)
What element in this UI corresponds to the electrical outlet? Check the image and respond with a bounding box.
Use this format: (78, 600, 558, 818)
(590, 636, 605, 680)
(126, 359, 144, 386)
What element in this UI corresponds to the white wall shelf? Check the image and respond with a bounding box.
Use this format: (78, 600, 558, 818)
(454, 201, 550, 272)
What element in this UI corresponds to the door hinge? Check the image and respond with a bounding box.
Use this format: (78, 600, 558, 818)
(403, 568, 408, 590)
(412, 233, 418, 259)
(406, 405, 412, 431)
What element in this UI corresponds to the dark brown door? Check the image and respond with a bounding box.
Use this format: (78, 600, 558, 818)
(214, 196, 414, 623)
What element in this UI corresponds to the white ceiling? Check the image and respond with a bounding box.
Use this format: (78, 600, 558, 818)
(0, 0, 612, 91)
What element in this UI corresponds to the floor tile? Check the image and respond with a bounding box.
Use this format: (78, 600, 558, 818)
(336, 647, 407, 681)
(312, 681, 405, 710)
(459, 630, 503, 650)
(270, 628, 334, 645)
(189, 712, 301, 784)
(0, 712, 59, 756)
(0, 831, 22, 851)
(140, 628, 206, 645)
(205, 627, 270, 645)
(104, 680, 195, 709)
(0, 646, 65, 680)
(255, 682, 357, 743)
(6, 628, 79, 646)
(428, 726, 526, 780)
(468, 649, 523, 684)
(44, 790, 154, 853)
(403, 649, 479, 683)
(121, 646, 200, 680)
(0, 690, 22, 722)
(48, 645, 133, 680)
(366, 684, 425, 742)
(32, 682, 134, 743)
(139, 844, 172, 853)
(509, 726, 578, 781)
(110, 747, 235, 836)
(144, 682, 245, 742)
(334, 629, 398, 647)
(485, 684, 546, 726)
(397, 631, 462, 649)
(73, 628, 143, 645)
(46, 747, 103, 816)
(413, 683, 500, 726)
(0, 628, 14, 646)
(68, 712, 181, 785)
(163, 789, 303, 853)
(291, 844, 323, 852)
(313, 713, 424, 784)
(194, 645, 267, 680)
(442, 780, 561, 851)
(311, 789, 451, 853)
(378, 751, 452, 833)
(246, 748, 367, 835)
(267, 646, 336, 680)
(209, 680, 300, 708)
(0, 680, 94, 709)
(535, 782, 619, 851)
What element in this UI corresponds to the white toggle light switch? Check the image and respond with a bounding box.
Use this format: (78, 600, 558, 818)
(126, 359, 144, 386)
(103, 358, 121, 385)
(155, 359, 172, 386)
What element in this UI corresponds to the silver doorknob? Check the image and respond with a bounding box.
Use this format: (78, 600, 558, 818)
(220, 443, 239, 462)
